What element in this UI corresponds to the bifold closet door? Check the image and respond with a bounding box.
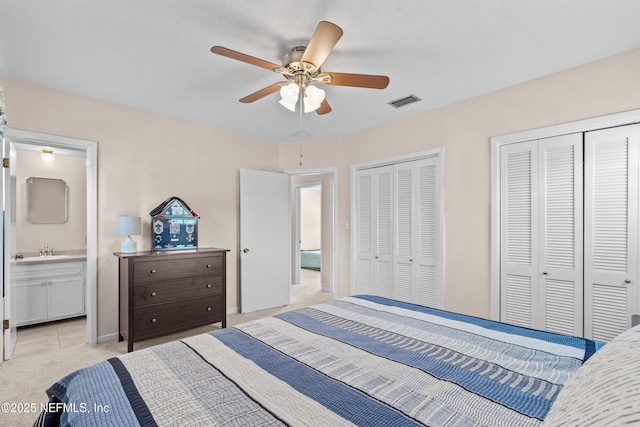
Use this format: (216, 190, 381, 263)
(538, 134, 583, 336)
(500, 134, 583, 335)
(356, 165, 394, 298)
(585, 124, 639, 342)
(394, 158, 442, 307)
(500, 140, 539, 328)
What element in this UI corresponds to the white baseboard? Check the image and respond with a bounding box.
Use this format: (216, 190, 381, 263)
(97, 333, 119, 344)
(227, 307, 239, 315)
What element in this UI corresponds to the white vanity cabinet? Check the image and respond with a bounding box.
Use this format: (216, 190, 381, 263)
(15, 261, 86, 327)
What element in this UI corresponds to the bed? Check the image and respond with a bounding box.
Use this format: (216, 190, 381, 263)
(36, 295, 640, 426)
(300, 249, 321, 270)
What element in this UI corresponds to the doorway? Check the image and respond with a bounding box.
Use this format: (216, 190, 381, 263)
(3, 129, 97, 361)
(288, 168, 337, 298)
(295, 181, 322, 290)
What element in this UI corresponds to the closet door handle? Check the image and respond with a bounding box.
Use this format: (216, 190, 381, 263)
(542, 271, 549, 276)
(625, 279, 631, 284)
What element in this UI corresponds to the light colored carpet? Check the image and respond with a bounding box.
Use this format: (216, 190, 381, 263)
(0, 270, 331, 426)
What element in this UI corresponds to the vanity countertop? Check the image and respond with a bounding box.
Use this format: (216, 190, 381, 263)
(16, 250, 87, 265)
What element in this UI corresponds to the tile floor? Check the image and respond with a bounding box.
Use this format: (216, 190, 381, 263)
(13, 316, 87, 359)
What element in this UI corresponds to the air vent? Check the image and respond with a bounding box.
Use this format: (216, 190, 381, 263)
(388, 94, 421, 108)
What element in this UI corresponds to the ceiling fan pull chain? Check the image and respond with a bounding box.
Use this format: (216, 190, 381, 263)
(299, 90, 304, 166)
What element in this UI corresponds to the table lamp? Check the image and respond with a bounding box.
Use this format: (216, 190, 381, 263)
(117, 215, 141, 253)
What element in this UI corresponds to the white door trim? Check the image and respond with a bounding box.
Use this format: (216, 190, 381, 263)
(5, 128, 98, 345)
(490, 108, 640, 321)
(350, 148, 445, 297)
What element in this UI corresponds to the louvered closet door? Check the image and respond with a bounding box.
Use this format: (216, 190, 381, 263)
(393, 159, 442, 306)
(585, 124, 639, 342)
(501, 135, 582, 333)
(500, 141, 539, 328)
(356, 166, 394, 297)
(394, 162, 415, 303)
(538, 134, 583, 336)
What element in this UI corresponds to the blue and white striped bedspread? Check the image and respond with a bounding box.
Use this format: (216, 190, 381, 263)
(42, 295, 602, 426)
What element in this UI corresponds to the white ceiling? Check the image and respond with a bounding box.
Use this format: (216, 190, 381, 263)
(1, 1, 639, 142)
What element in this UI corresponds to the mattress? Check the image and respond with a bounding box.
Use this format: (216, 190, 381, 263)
(37, 295, 602, 426)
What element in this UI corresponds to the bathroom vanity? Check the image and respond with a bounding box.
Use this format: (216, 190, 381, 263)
(15, 255, 87, 327)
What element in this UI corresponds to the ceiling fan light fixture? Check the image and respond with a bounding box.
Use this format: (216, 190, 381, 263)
(280, 83, 299, 102)
(303, 85, 325, 113)
(279, 82, 299, 111)
(303, 97, 320, 113)
(279, 98, 297, 112)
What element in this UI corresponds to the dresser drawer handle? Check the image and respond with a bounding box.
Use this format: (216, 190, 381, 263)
(151, 291, 157, 297)
(150, 269, 156, 274)
(206, 284, 212, 288)
(151, 318, 157, 323)
(207, 307, 212, 311)
(206, 264, 212, 268)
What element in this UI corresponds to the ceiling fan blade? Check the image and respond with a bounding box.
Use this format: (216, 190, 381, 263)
(211, 46, 281, 72)
(239, 83, 283, 103)
(319, 72, 389, 89)
(315, 99, 332, 115)
(300, 21, 343, 69)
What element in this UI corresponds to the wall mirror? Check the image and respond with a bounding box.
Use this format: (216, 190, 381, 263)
(26, 177, 68, 224)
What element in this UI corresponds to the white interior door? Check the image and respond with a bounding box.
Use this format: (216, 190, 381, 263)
(501, 134, 583, 335)
(240, 169, 290, 313)
(538, 134, 583, 336)
(2, 137, 17, 360)
(355, 166, 393, 297)
(500, 140, 539, 328)
(415, 157, 443, 308)
(585, 124, 639, 342)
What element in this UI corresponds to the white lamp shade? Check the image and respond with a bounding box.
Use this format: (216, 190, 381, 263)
(303, 85, 325, 112)
(117, 215, 141, 236)
(279, 83, 299, 111)
(305, 85, 325, 104)
(280, 83, 299, 103)
(279, 98, 297, 112)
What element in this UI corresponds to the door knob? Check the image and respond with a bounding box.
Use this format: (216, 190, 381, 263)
(625, 279, 631, 284)
(542, 271, 549, 276)
(243, 248, 250, 253)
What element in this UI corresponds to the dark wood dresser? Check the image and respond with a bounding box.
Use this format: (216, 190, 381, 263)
(115, 247, 229, 352)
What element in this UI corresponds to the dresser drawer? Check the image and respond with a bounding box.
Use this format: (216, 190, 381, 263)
(133, 255, 223, 283)
(133, 276, 223, 308)
(133, 295, 223, 339)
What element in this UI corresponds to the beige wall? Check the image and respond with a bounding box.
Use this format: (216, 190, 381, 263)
(279, 48, 640, 318)
(300, 188, 321, 250)
(16, 150, 87, 253)
(2, 47, 639, 337)
(1, 76, 280, 337)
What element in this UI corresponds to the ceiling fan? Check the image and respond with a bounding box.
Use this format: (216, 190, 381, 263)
(210, 21, 390, 115)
